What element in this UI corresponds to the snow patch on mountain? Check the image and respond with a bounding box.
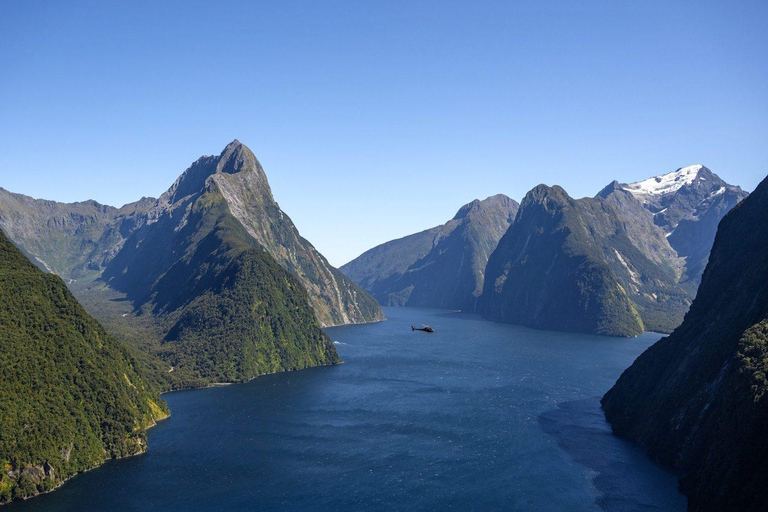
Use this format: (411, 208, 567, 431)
(624, 165, 704, 200)
(711, 186, 726, 197)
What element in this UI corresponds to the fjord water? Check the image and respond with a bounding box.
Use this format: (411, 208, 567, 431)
(12, 308, 685, 511)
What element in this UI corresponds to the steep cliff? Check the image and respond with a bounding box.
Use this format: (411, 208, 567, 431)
(480, 185, 648, 336)
(0, 229, 168, 504)
(602, 174, 768, 510)
(342, 194, 518, 311)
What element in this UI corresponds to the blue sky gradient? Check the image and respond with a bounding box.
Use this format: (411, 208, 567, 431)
(1, 1, 766, 265)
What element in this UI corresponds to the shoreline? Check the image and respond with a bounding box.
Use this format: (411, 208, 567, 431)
(322, 316, 387, 329)
(2, 412, 171, 508)
(3, 359, 340, 507)
(159, 359, 344, 396)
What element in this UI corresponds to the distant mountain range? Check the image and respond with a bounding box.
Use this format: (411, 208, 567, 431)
(602, 174, 768, 510)
(343, 165, 748, 336)
(341, 194, 518, 312)
(0, 229, 168, 503)
(0, 141, 382, 385)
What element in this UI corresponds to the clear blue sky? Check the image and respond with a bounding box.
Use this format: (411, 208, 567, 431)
(1, 1, 766, 266)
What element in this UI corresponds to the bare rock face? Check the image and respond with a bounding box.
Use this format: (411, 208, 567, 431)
(207, 142, 383, 326)
(621, 165, 748, 285)
(19, 463, 51, 484)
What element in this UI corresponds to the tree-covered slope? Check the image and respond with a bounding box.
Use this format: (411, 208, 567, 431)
(101, 160, 340, 383)
(341, 194, 518, 312)
(0, 140, 377, 388)
(602, 174, 768, 511)
(0, 229, 168, 504)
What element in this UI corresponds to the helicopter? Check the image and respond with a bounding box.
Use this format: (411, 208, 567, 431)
(411, 324, 435, 333)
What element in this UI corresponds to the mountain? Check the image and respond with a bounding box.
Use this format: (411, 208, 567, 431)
(0, 188, 145, 277)
(341, 194, 518, 311)
(0, 228, 168, 504)
(479, 166, 746, 336)
(100, 140, 382, 329)
(480, 185, 656, 336)
(0, 142, 382, 329)
(601, 174, 768, 511)
(0, 140, 381, 385)
(622, 164, 748, 284)
(99, 142, 342, 382)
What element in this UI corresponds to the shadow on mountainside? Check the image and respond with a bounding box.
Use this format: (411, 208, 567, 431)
(538, 398, 686, 511)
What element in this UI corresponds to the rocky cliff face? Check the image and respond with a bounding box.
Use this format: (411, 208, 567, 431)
(0, 141, 383, 329)
(341, 194, 518, 312)
(479, 185, 650, 336)
(478, 166, 746, 336)
(602, 174, 768, 511)
(205, 141, 383, 326)
(0, 228, 168, 504)
(622, 165, 748, 284)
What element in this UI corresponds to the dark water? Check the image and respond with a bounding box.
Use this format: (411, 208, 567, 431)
(11, 307, 685, 511)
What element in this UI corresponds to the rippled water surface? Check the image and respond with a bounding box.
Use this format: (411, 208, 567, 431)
(11, 307, 685, 511)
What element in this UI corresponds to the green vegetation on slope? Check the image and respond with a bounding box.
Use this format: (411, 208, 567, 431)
(602, 174, 768, 511)
(164, 248, 339, 381)
(0, 229, 168, 504)
(101, 182, 340, 384)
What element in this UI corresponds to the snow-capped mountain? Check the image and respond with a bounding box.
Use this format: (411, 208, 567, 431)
(621, 165, 748, 283)
(624, 164, 705, 201)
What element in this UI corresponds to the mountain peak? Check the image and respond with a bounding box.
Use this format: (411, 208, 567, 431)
(216, 140, 263, 175)
(452, 194, 518, 220)
(452, 199, 481, 220)
(623, 165, 710, 198)
(159, 140, 267, 205)
(596, 180, 623, 198)
(522, 184, 569, 205)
